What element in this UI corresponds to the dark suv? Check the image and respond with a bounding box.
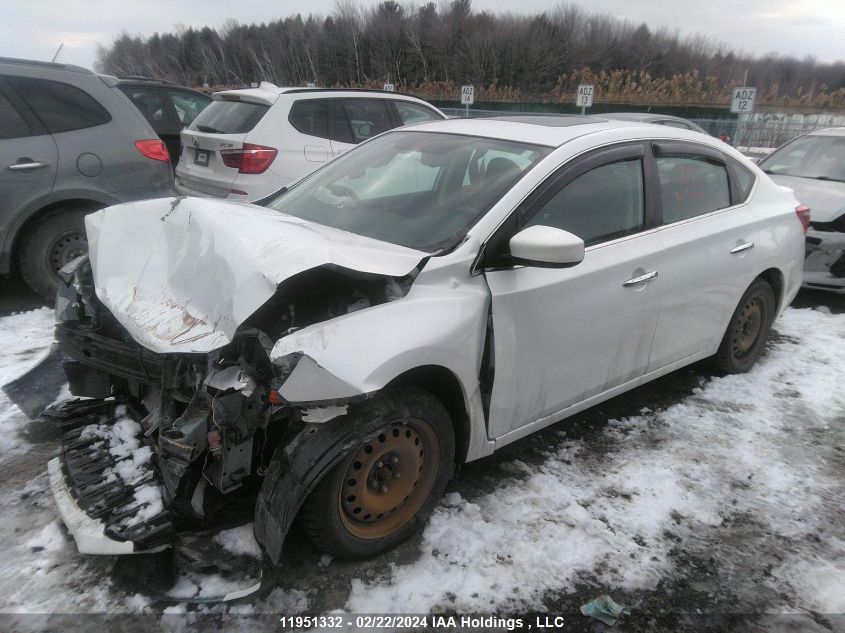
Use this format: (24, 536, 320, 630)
(0, 58, 177, 300)
(116, 77, 211, 162)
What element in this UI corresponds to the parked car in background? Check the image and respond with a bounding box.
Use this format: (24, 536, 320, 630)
(175, 85, 446, 201)
(116, 77, 211, 162)
(0, 57, 176, 300)
(759, 128, 845, 293)
(39, 117, 804, 572)
(601, 111, 709, 134)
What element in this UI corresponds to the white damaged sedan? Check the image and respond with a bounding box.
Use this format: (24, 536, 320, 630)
(39, 115, 805, 572)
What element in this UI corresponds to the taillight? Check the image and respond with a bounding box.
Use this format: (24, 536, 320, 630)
(220, 143, 277, 174)
(134, 139, 170, 162)
(795, 204, 811, 234)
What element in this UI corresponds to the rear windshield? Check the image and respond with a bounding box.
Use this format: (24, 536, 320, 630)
(188, 100, 269, 134)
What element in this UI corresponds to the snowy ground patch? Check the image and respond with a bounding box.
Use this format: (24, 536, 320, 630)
(0, 308, 56, 462)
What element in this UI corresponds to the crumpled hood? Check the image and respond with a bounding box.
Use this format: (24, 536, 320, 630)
(769, 174, 845, 223)
(85, 197, 426, 354)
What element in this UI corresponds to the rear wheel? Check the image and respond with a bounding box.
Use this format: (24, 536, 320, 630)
(713, 278, 775, 374)
(18, 207, 91, 301)
(300, 387, 454, 560)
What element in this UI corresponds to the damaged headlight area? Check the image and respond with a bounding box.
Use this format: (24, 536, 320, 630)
(49, 256, 413, 554)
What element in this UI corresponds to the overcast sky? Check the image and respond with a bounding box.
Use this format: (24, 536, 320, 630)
(2, 0, 844, 71)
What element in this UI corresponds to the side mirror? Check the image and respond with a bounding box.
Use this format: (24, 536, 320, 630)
(509, 225, 585, 267)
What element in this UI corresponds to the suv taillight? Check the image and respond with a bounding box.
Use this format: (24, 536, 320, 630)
(220, 143, 277, 174)
(795, 204, 811, 234)
(134, 139, 170, 162)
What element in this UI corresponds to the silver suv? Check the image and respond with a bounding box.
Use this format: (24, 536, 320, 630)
(0, 58, 177, 299)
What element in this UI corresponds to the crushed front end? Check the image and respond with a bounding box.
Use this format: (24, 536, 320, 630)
(48, 254, 408, 557)
(805, 214, 845, 293)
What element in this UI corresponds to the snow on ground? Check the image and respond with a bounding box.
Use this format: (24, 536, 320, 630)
(0, 308, 55, 463)
(345, 307, 845, 614)
(0, 305, 842, 625)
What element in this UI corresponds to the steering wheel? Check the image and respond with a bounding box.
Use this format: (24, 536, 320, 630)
(328, 182, 362, 204)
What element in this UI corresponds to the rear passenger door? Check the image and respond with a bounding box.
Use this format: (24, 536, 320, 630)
(0, 79, 57, 236)
(647, 142, 760, 370)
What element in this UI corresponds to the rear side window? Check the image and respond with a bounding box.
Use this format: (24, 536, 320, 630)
(524, 159, 645, 246)
(166, 89, 209, 126)
(657, 156, 730, 223)
(188, 100, 269, 134)
(119, 86, 168, 124)
(341, 99, 394, 143)
(288, 100, 329, 139)
(395, 101, 442, 125)
(6, 77, 110, 133)
(0, 89, 32, 139)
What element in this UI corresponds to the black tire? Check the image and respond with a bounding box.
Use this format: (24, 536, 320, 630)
(299, 386, 455, 560)
(18, 207, 92, 302)
(713, 278, 776, 374)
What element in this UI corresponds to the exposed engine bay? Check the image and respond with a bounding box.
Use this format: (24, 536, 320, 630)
(51, 253, 417, 556)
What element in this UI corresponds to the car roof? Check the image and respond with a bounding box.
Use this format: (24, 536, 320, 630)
(0, 56, 93, 75)
(212, 83, 437, 107)
(405, 115, 671, 148)
(806, 127, 845, 137)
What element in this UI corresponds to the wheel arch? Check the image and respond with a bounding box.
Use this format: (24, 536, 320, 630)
(7, 196, 108, 272)
(386, 364, 472, 467)
(757, 267, 785, 312)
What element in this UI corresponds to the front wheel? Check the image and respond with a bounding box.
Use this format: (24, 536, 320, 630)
(713, 278, 776, 374)
(299, 387, 455, 560)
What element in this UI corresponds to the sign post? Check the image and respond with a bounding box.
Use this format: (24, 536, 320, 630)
(730, 86, 756, 148)
(461, 85, 474, 118)
(576, 84, 594, 115)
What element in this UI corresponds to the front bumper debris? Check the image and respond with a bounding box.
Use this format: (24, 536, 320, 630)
(48, 399, 175, 554)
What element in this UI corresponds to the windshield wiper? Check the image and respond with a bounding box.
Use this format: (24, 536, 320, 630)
(811, 175, 845, 183)
(195, 125, 224, 133)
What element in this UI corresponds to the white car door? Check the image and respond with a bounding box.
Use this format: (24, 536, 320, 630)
(646, 142, 761, 369)
(482, 143, 663, 440)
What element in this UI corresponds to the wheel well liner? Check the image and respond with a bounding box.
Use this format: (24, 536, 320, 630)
(758, 267, 784, 310)
(387, 365, 471, 467)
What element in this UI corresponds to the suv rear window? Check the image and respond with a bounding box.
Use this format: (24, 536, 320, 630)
(188, 100, 269, 134)
(6, 76, 110, 133)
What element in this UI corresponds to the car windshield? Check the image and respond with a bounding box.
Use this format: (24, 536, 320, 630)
(263, 131, 551, 253)
(760, 134, 845, 182)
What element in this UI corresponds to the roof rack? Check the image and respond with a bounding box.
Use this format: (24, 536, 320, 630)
(116, 75, 176, 85)
(280, 87, 422, 98)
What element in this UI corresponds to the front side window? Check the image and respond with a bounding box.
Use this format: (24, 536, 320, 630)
(657, 155, 730, 223)
(395, 101, 442, 125)
(524, 159, 645, 246)
(7, 77, 110, 133)
(264, 131, 550, 252)
(340, 99, 393, 143)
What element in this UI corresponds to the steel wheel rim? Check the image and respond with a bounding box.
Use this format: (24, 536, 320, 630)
(339, 418, 440, 540)
(48, 231, 87, 277)
(732, 297, 763, 358)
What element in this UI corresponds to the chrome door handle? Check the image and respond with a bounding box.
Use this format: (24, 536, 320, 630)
(623, 270, 659, 287)
(8, 161, 48, 171)
(730, 241, 755, 254)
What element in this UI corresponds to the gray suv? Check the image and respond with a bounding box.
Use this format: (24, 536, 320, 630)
(0, 58, 177, 299)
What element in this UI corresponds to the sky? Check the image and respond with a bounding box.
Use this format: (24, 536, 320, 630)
(1, 0, 844, 72)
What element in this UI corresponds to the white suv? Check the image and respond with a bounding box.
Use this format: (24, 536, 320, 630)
(175, 84, 445, 201)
